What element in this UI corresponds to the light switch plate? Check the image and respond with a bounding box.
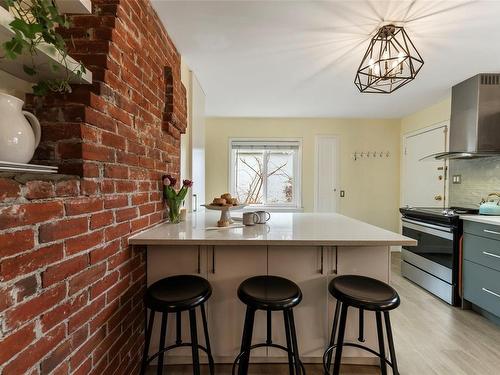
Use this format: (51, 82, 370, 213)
(452, 175, 462, 184)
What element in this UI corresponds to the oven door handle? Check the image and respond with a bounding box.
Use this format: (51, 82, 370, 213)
(402, 218, 454, 240)
(402, 218, 452, 232)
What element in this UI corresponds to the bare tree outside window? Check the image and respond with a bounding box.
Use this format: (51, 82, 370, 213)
(234, 150, 294, 205)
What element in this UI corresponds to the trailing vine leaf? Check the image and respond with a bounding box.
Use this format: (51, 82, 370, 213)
(23, 64, 36, 76)
(1, 0, 88, 96)
(3, 37, 28, 58)
(33, 80, 49, 96)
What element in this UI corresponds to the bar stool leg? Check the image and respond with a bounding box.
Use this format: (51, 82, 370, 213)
(140, 309, 155, 375)
(287, 309, 302, 375)
(200, 304, 215, 375)
(326, 300, 341, 371)
(238, 307, 256, 375)
(384, 312, 399, 375)
(332, 304, 349, 375)
(358, 309, 365, 342)
(176, 311, 182, 345)
(189, 309, 201, 375)
(375, 311, 388, 375)
(283, 310, 295, 375)
(266, 310, 272, 345)
(157, 312, 168, 375)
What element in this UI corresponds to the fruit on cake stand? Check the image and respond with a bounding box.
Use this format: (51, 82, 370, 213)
(202, 193, 246, 227)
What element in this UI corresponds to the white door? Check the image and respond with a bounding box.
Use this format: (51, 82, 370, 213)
(315, 136, 340, 212)
(403, 124, 447, 207)
(191, 73, 206, 212)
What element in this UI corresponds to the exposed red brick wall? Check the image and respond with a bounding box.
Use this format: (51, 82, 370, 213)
(0, 0, 186, 374)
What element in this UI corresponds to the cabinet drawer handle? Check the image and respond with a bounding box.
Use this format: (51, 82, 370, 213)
(483, 251, 500, 259)
(484, 229, 500, 236)
(332, 246, 338, 275)
(482, 287, 500, 299)
(197, 246, 201, 274)
(319, 246, 324, 275)
(212, 246, 216, 274)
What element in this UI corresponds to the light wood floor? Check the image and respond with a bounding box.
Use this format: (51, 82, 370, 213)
(149, 253, 500, 374)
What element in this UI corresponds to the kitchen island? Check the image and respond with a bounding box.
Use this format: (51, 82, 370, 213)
(129, 212, 415, 366)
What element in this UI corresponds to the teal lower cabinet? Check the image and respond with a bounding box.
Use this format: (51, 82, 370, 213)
(463, 260, 500, 318)
(463, 226, 500, 325)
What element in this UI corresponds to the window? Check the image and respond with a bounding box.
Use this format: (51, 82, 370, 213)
(229, 139, 302, 209)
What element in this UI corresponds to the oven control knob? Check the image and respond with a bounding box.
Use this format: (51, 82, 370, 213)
(434, 195, 443, 201)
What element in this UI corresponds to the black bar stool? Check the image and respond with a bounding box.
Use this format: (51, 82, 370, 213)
(232, 275, 306, 375)
(140, 275, 215, 375)
(323, 275, 400, 375)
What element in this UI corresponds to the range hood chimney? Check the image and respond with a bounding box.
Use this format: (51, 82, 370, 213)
(423, 73, 500, 160)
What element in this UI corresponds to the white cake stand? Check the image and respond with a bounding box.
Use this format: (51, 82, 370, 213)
(202, 204, 247, 225)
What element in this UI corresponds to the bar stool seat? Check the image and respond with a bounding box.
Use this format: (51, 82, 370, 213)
(328, 275, 400, 311)
(238, 275, 302, 310)
(146, 274, 212, 311)
(140, 275, 214, 375)
(324, 275, 400, 375)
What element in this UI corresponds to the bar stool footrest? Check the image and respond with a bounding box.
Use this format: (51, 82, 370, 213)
(232, 342, 306, 375)
(145, 342, 213, 365)
(323, 343, 394, 375)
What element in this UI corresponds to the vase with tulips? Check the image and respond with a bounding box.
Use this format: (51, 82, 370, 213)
(163, 174, 193, 223)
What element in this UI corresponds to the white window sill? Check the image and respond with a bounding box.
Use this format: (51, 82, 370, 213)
(241, 206, 304, 213)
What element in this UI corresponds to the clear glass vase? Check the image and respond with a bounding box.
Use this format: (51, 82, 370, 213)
(166, 198, 181, 224)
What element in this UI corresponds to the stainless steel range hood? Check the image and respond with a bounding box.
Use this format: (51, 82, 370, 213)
(422, 73, 500, 160)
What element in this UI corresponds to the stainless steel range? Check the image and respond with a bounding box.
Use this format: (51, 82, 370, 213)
(399, 207, 478, 306)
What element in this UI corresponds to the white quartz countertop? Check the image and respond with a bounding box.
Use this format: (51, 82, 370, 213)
(129, 212, 416, 246)
(460, 215, 500, 226)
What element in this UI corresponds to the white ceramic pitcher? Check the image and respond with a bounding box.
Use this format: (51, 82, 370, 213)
(0, 92, 41, 164)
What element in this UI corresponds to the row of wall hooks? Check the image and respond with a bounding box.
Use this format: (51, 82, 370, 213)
(353, 151, 390, 161)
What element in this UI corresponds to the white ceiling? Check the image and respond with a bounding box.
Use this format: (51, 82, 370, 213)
(152, 0, 500, 118)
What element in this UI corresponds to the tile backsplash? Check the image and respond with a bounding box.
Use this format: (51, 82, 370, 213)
(449, 156, 500, 208)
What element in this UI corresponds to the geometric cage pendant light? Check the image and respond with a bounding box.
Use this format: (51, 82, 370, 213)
(354, 24, 424, 93)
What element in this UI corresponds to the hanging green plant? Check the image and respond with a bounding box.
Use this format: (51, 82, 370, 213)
(1, 0, 87, 96)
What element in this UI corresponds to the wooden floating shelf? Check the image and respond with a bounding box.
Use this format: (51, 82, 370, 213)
(1, 0, 91, 14)
(0, 161, 58, 174)
(0, 5, 92, 84)
(54, 0, 92, 14)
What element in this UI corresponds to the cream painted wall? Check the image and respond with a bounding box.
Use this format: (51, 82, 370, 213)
(400, 97, 451, 134)
(205, 117, 401, 231)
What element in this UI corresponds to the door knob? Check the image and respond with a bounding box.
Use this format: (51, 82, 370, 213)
(434, 195, 443, 201)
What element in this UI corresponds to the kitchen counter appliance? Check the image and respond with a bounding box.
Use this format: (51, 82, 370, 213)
(422, 73, 500, 160)
(479, 193, 500, 215)
(400, 206, 478, 305)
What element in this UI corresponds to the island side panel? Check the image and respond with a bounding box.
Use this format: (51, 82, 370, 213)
(147, 245, 209, 363)
(328, 245, 391, 364)
(207, 245, 268, 362)
(267, 246, 329, 359)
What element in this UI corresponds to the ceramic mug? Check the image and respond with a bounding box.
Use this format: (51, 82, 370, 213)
(255, 210, 271, 224)
(242, 212, 259, 226)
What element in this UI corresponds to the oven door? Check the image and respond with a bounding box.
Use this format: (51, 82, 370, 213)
(401, 218, 454, 283)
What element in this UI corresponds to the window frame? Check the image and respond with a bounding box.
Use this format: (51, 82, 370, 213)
(228, 138, 303, 210)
